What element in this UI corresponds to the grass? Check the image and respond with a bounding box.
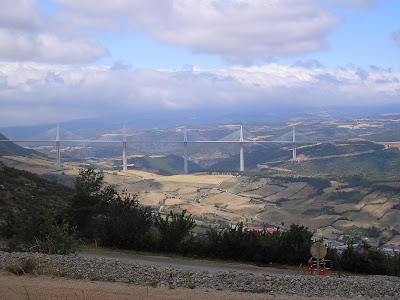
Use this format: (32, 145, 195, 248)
(149, 280, 158, 288)
(88, 270, 98, 281)
(6, 258, 37, 276)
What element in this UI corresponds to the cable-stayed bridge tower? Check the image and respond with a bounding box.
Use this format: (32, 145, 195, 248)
(293, 126, 297, 160)
(56, 123, 61, 171)
(240, 126, 244, 171)
(184, 126, 188, 174)
(122, 125, 127, 171)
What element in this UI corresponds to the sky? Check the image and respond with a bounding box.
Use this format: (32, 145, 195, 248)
(0, 0, 400, 127)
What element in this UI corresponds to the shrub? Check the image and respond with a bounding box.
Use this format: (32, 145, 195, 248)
(7, 207, 80, 255)
(154, 210, 195, 252)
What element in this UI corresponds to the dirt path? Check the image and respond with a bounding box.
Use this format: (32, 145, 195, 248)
(78, 250, 295, 276)
(0, 271, 347, 300)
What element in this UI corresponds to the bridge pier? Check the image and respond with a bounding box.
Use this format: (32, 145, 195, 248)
(240, 126, 244, 171)
(56, 123, 61, 171)
(292, 126, 297, 160)
(184, 126, 188, 174)
(122, 126, 127, 171)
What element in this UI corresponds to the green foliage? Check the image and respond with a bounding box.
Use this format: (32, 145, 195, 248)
(302, 206, 339, 216)
(329, 191, 364, 204)
(339, 225, 381, 239)
(392, 204, 400, 210)
(280, 224, 313, 264)
(298, 141, 384, 158)
(371, 184, 400, 194)
(0, 163, 79, 254)
(67, 169, 155, 250)
(209, 147, 290, 171)
(67, 169, 112, 237)
(365, 130, 400, 142)
(98, 191, 153, 250)
(0, 163, 73, 221)
(343, 174, 371, 187)
(341, 241, 398, 275)
(205, 223, 259, 261)
(272, 176, 331, 190)
(7, 206, 79, 254)
(201, 223, 312, 265)
(154, 210, 195, 252)
(276, 147, 400, 174)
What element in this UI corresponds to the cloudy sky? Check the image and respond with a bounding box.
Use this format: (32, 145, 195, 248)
(0, 0, 400, 127)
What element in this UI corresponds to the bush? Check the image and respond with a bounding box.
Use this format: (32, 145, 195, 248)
(154, 210, 195, 252)
(98, 191, 153, 250)
(7, 207, 80, 255)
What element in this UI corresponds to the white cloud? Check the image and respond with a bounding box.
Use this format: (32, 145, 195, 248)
(0, 0, 43, 31)
(52, 0, 341, 64)
(0, 0, 387, 65)
(326, 0, 381, 10)
(0, 29, 108, 63)
(0, 62, 399, 126)
(0, 0, 109, 63)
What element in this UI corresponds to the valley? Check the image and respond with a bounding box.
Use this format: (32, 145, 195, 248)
(2, 114, 400, 250)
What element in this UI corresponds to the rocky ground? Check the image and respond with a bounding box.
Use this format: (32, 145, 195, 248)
(1, 251, 399, 299)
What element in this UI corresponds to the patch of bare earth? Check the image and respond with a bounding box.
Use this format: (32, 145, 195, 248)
(0, 271, 348, 300)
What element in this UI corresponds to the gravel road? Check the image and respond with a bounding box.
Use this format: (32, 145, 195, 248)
(78, 249, 295, 276)
(1, 251, 399, 299)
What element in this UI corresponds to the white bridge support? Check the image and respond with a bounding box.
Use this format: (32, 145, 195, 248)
(122, 125, 127, 171)
(56, 123, 61, 171)
(292, 126, 297, 160)
(240, 126, 244, 172)
(183, 126, 188, 174)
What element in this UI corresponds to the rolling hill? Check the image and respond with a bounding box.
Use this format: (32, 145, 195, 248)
(0, 133, 45, 157)
(126, 155, 203, 175)
(0, 163, 73, 221)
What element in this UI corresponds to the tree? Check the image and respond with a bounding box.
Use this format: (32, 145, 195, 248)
(68, 169, 114, 238)
(154, 210, 195, 252)
(280, 224, 313, 264)
(7, 206, 79, 255)
(99, 191, 153, 250)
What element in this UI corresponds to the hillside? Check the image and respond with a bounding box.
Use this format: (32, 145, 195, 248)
(208, 140, 386, 172)
(1, 154, 399, 245)
(0, 133, 44, 157)
(273, 147, 400, 174)
(363, 130, 400, 142)
(0, 163, 73, 220)
(123, 155, 202, 175)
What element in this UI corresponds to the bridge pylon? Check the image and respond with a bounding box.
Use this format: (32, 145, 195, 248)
(184, 126, 188, 174)
(56, 123, 61, 171)
(122, 125, 127, 171)
(292, 126, 297, 160)
(240, 126, 244, 171)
